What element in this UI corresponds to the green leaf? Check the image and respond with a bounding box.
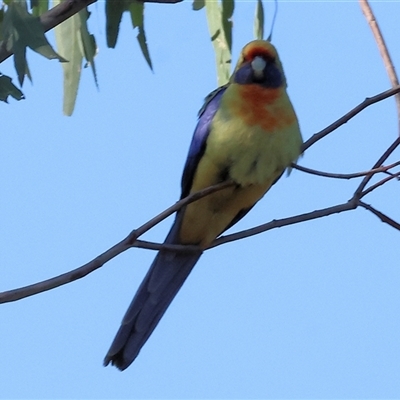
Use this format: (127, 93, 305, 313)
(31, 0, 48, 17)
(205, 0, 231, 86)
(8, 1, 66, 59)
(254, 0, 264, 40)
(79, 8, 98, 87)
(13, 39, 29, 85)
(192, 0, 204, 11)
(106, 0, 125, 48)
(0, 73, 24, 102)
(221, 0, 233, 53)
(129, 1, 152, 70)
(2, 0, 65, 84)
(136, 26, 152, 70)
(129, 0, 143, 27)
(53, 4, 98, 114)
(54, 0, 83, 116)
(105, 0, 152, 70)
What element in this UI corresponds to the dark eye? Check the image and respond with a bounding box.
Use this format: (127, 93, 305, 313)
(264, 54, 275, 64)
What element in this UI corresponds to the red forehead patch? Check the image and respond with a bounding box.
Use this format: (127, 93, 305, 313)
(243, 45, 275, 62)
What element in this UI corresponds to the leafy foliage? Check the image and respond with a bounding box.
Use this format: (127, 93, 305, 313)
(54, 2, 97, 116)
(2, 0, 65, 86)
(30, 0, 48, 17)
(105, 0, 152, 69)
(0, 73, 24, 102)
(129, 1, 152, 70)
(0, 0, 269, 113)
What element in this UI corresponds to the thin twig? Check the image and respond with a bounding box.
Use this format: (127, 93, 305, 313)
(359, 201, 400, 231)
(210, 200, 358, 248)
(0, 181, 233, 304)
(355, 136, 400, 197)
(0, 237, 131, 304)
(360, 172, 400, 199)
(0, 198, 359, 303)
(132, 201, 359, 249)
(360, 0, 400, 132)
(127, 180, 235, 244)
(291, 161, 400, 180)
(302, 86, 400, 152)
(132, 239, 199, 253)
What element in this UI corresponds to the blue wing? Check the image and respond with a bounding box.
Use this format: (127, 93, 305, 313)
(180, 85, 227, 199)
(104, 85, 228, 370)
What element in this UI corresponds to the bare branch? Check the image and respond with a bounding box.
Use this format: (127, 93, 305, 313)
(132, 239, 199, 253)
(359, 201, 400, 231)
(359, 0, 400, 131)
(211, 200, 358, 248)
(303, 86, 400, 152)
(134, 200, 360, 250)
(127, 180, 235, 244)
(360, 172, 400, 199)
(292, 161, 400, 180)
(355, 136, 400, 197)
(0, 238, 130, 304)
(0, 46, 398, 304)
(0, 181, 233, 304)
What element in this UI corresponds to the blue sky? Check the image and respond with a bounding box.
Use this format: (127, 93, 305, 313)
(1, 1, 400, 398)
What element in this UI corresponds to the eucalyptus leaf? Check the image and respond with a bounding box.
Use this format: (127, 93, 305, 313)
(8, 1, 66, 60)
(254, 0, 264, 40)
(54, 1, 83, 116)
(1, 0, 65, 84)
(31, 0, 48, 17)
(106, 0, 125, 48)
(129, 1, 152, 70)
(0, 73, 24, 102)
(221, 0, 233, 53)
(79, 8, 98, 87)
(205, 0, 231, 86)
(13, 39, 29, 85)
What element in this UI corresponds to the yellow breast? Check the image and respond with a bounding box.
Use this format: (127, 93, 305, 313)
(179, 83, 302, 247)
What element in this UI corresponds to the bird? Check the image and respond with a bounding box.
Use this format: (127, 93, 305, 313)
(104, 40, 303, 370)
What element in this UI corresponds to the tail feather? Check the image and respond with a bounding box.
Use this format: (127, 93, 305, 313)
(104, 213, 202, 370)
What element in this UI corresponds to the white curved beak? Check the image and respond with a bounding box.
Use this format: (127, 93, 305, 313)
(251, 56, 266, 79)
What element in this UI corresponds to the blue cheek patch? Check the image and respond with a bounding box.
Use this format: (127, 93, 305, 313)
(234, 62, 283, 88)
(234, 64, 253, 85)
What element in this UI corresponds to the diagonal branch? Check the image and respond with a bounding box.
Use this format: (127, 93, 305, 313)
(0, 75, 399, 304)
(0, 181, 233, 304)
(302, 86, 400, 152)
(0, 197, 359, 304)
(359, 201, 400, 231)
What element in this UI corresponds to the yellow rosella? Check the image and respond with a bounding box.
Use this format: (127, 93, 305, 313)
(104, 40, 303, 370)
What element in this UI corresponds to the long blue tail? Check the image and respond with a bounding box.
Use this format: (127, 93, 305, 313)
(104, 214, 202, 370)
